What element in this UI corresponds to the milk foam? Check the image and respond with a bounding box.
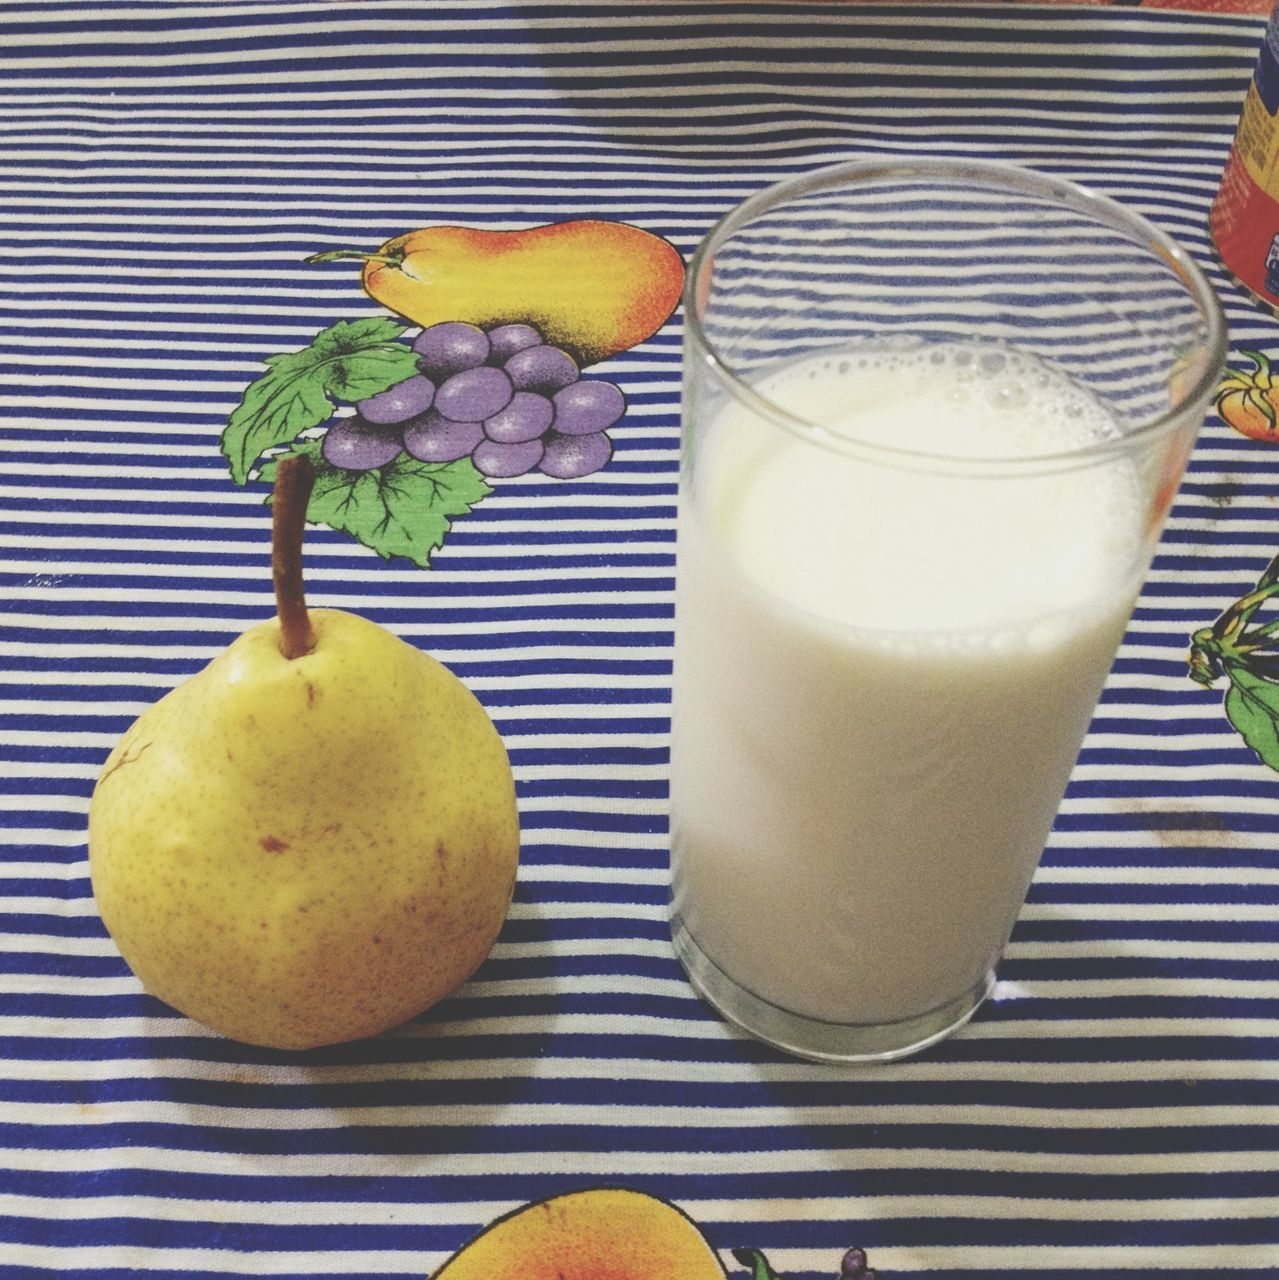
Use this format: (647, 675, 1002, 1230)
(703, 345, 1142, 637)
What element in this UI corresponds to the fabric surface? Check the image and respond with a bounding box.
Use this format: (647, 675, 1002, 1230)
(2, 1, 1277, 1275)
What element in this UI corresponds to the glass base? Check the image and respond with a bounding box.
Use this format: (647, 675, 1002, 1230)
(671, 913, 996, 1063)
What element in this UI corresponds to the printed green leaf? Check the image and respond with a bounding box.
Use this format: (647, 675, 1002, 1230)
(1222, 661, 1279, 771)
(223, 317, 419, 484)
(731, 1249, 784, 1280)
(1187, 629, 1222, 687)
(260, 438, 491, 569)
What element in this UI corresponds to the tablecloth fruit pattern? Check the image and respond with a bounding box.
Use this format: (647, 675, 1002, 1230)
(1215, 350, 1279, 441)
(1189, 546, 1279, 769)
(222, 220, 684, 568)
(425, 1188, 878, 1280)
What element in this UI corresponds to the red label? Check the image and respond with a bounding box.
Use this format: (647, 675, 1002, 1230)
(1211, 146, 1279, 307)
(1211, 4, 1279, 307)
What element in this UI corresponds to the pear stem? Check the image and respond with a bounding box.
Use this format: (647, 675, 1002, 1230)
(304, 249, 400, 267)
(272, 455, 317, 660)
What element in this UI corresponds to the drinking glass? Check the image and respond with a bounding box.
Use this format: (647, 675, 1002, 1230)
(669, 158, 1227, 1063)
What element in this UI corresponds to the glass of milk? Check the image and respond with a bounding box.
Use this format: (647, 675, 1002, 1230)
(669, 158, 1227, 1062)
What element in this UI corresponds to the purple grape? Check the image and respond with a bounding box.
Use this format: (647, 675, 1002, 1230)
(472, 438, 544, 478)
(484, 391, 554, 444)
(321, 416, 403, 471)
(412, 322, 490, 378)
(505, 343, 578, 394)
(840, 1250, 869, 1279)
(539, 429, 612, 479)
(435, 365, 514, 423)
(486, 323, 542, 363)
(357, 373, 435, 425)
(551, 380, 626, 435)
(402, 411, 485, 463)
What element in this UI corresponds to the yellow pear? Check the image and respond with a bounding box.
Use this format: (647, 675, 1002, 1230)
(88, 458, 519, 1050)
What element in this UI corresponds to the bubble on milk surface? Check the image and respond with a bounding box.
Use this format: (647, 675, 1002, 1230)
(985, 379, 1026, 412)
(751, 341, 1129, 463)
(321, 320, 625, 481)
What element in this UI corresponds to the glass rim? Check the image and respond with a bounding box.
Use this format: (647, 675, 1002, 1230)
(683, 156, 1229, 474)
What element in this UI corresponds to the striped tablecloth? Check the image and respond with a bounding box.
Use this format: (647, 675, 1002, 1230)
(3, 2, 1278, 1275)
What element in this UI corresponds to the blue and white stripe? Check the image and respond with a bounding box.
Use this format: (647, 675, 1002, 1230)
(2, 1, 1278, 1276)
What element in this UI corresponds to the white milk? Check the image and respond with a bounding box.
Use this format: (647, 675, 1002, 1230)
(670, 345, 1147, 1029)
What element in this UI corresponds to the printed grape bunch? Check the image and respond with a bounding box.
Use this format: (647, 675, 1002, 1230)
(326, 321, 623, 482)
(218, 313, 632, 569)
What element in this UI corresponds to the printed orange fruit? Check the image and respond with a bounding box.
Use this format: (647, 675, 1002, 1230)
(429, 1188, 727, 1280)
(1216, 351, 1279, 443)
